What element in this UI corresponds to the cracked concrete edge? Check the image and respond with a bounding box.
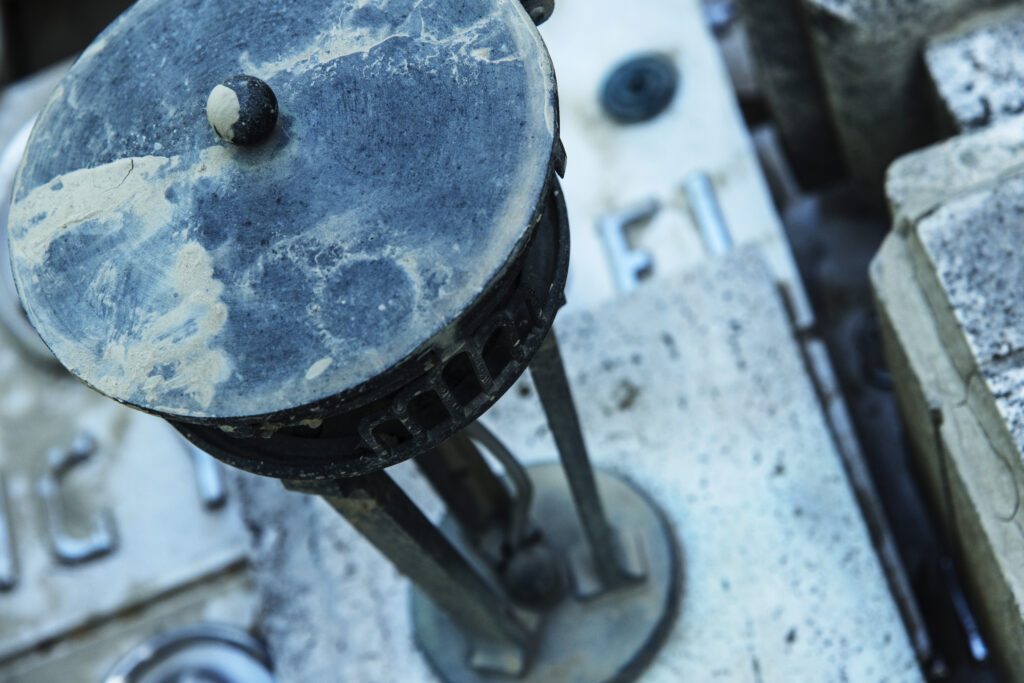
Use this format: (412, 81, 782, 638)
(882, 120, 1024, 483)
(871, 232, 1024, 681)
(886, 115, 1024, 234)
(893, 185, 1024, 498)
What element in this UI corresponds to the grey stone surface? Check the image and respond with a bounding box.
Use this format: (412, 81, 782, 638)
(926, 5, 1024, 133)
(9, 0, 556, 422)
(736, 0, 843, 188)
(236, 249, 920, 682)
(913, 178, 1024, 373)
(877, 119, 1024, 678)
(886, 115, 1024, 233)
(0, 315, 257, 680)
(905, 178, 1024, 553)
(800, 0, 1009, 193)
(872, 233, 1024, 682)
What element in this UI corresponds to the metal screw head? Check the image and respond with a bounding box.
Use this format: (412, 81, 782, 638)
(600, 54, 680, 124)
(207, 74, 278, 146)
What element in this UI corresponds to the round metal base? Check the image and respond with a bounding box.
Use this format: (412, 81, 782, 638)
(412, 463, 681, 683)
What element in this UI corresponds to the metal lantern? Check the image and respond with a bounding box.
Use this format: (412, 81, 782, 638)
(7, 1, 680, 680)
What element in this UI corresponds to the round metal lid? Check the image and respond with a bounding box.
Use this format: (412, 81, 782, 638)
(8, 0, 557, 424)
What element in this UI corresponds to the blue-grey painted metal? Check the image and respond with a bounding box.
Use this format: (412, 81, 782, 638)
(8, 0, 557, 425)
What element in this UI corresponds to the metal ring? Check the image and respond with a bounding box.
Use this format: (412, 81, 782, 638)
(103, 623, 274, 683)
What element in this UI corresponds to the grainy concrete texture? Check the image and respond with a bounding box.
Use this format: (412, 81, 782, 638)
(886, 116, 1024, 233)
(735, 0, 843, 188)
(800, 0, 1009, 192)
(236, 250, 920, 682)
(874, 122, 1024, 680)
(926, 5, 1024, 134)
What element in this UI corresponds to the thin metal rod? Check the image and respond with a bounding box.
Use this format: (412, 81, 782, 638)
(465, 421, 533, 548)
(289, 471, 530, 647)
(529, 329, 629, 588)
(415, 431, 511, 539)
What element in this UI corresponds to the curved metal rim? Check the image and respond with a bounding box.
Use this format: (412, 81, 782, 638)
(102, 623, 273, 683)
(174, 177, 571, 480)
(12, 0, 561, 424)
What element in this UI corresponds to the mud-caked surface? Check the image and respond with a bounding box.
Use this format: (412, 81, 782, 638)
(8, 0, 556, 423)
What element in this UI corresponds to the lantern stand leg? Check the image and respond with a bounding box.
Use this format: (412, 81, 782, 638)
(529, 329, 641, 591)
(414, 431, 512, 546)
(284, 471, 533, 663)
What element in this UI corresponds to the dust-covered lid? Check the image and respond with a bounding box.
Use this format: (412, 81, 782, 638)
(8, 0, 557, 424)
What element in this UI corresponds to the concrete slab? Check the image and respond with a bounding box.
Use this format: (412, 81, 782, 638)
(236, 249, 920, 682)
(800, 0, 1009, 192)
(926, 5, 1024, 133)
(886, 116, 1024, 233)
(0, 319, 257, 680)
(904, 178, 1024, 489)
(538, 0, 813, 331)
(878, 116, 1024, 679)
(872, 232, 1024, 681)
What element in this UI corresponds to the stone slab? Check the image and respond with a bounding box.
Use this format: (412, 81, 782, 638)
(878, 114, 1024, 679)
(800, 0, 1009, 193)
(236, 248, 920, 682)
(871, 232, 1024, 681)
(926, 5, 1024, 134)
(886, 115, 1024, 233)
(538, 0, 814, 332)
(906, 177, 1024, 487)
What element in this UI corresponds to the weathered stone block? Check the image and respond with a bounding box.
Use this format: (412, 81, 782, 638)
(801, 0, 1008, 193)
(886, 116, 1024, 233)
(926, 5, 1024, 134)
(872, 233, 1024, 682)
(736, 0, 843, 188)
(878, 121, 1024, 679)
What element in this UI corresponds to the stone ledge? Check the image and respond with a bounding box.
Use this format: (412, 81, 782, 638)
(886, 116, 1024, 233)
(872, 232, 1024, 681)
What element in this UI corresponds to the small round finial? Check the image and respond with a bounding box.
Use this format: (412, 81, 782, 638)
(207, 74, 278, 145)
